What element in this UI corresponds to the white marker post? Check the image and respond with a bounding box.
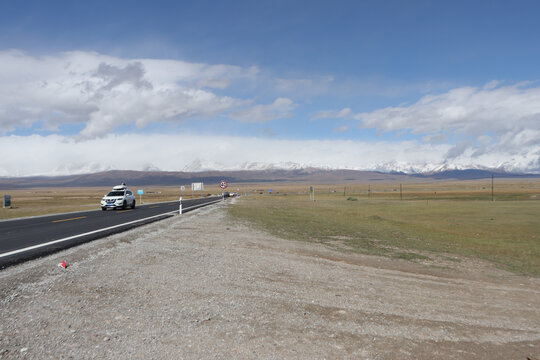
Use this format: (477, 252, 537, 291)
(179, 197, 183, 214)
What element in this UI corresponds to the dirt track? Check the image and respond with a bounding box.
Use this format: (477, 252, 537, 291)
(1, 200, 539, 359)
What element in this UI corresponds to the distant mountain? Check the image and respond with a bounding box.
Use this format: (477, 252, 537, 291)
(415, 168, 540, 180)
(0, 168, 538, 189)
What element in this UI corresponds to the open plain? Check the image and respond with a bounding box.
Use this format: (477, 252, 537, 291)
(1, 197, 539, 359)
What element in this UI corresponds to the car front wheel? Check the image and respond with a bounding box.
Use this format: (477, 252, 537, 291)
(131, 200, 136, 209)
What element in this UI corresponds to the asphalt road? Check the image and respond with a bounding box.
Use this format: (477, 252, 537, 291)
(0, 196, 223, 268)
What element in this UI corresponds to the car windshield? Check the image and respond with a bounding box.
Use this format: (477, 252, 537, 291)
(107, 191, 125, 197)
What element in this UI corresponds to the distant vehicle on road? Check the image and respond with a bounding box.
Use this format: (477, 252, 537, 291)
(100, 183, 136, 211)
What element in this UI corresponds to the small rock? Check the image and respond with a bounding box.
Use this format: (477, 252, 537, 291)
(20, 347, 28, 353)
(103, 337, 110, 342)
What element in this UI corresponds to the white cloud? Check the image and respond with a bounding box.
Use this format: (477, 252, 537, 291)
(1, 133, 538, 177)
(1, 50, 538, 175)
(273, 75, 335, 97)
(312, 107, 352, 121)
(357, 82, 540, 137)
(333, 125, 349, 133)
(229, 98, 296, 123)
(0, 50, 255, 138)
(422, 133, 447, 144)
(355, 82, 540, 163)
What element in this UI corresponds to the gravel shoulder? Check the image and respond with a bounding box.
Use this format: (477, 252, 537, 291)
(1, 201, 539, 359)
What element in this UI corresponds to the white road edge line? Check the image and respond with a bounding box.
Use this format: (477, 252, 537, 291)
(181, 199, 222, 212)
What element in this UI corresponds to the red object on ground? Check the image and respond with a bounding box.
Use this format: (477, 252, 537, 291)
(58, 260, 67, 269)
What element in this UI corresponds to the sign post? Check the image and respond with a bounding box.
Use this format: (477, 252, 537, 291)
(137, 189, 144, 204)
(310, 186, 315, 201)
(219, 180, 228, 200)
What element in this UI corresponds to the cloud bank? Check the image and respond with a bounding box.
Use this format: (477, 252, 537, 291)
(357, 82, 540, 159)
(0, 50, 289, 138)
(230, 98, 296, 123)
(1, 133, 538, 177)
(313, 82, 540, 171)
(1, 50, 538, 175)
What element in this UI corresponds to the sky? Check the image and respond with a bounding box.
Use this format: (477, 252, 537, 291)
(1, 0, 539, 176)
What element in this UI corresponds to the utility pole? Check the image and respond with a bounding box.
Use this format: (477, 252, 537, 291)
(491, 174, 494, 202)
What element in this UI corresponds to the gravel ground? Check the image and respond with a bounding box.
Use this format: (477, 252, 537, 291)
(1, 200, 539, 359)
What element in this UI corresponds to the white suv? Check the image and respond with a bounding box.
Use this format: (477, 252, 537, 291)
(100, 183, 136, 211)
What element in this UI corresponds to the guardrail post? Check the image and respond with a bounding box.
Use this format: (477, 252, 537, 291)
(179, 197, 182, 214)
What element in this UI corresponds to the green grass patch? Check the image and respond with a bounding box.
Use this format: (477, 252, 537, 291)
(228, 194, 540, 276)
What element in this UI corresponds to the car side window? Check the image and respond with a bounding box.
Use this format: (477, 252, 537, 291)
(127, 191, 132, 195)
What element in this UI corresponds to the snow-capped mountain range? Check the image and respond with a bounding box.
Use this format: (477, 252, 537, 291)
(181, 159, 538, 175)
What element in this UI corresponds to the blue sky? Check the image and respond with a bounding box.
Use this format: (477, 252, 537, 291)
(1, 0, 539, 175)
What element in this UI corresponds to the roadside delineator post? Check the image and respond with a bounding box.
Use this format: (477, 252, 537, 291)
(179, 197, 183, 214)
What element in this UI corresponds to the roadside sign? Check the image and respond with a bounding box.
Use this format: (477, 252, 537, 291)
(180, 186, 185, 192)
(3, 195, 11, 208)
(192, 182, 204, 191)
(137, 189, 144, 204)
(219, 180, 228, 189)
(268, 189, 273, 193)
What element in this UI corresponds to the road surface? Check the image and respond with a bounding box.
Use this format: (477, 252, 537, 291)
(0, 196, 223, 268)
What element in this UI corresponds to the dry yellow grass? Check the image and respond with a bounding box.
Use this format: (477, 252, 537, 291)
(3, 179, 538, 220)
(228, 179, 540, 276)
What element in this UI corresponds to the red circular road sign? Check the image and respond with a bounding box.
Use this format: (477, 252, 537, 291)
(219, 180, 228, 189)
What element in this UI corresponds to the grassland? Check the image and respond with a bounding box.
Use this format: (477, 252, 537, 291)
(228, 180, 540, 276)
(2, 179, 539, 276)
